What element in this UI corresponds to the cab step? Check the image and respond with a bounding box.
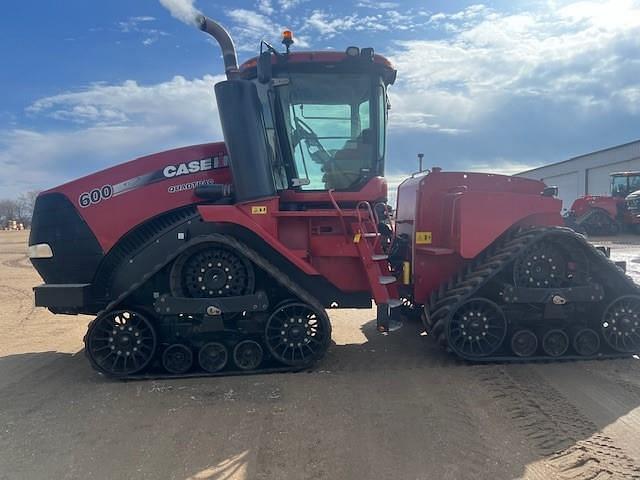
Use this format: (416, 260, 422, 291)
(371, 254, 389, 261)
(388, 298, 403, 308)
(379, 275, 397, 285)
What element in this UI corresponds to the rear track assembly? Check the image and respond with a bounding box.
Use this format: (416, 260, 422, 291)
(425, 226, 640, 362)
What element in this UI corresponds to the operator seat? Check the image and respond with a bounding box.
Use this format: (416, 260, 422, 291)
(323, 128, 374, 190)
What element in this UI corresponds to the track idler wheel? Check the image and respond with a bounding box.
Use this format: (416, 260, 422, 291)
(542, 329, 569, 357)
(601, 295, 640, 353)
(265, 301, 331, 367)
(233, 340, 264, 371)
(446, 298, 507, 358)
(513, 240, 565, 288)
(86, 309, 157, 377)
(162, 344, 193, 374)
(510, 329, 538, 357)
(170, 244, 255, 299)
(572, 328, 601, 356)
(198, 342, 228, 373)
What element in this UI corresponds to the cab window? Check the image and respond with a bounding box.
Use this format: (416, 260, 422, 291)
(277, 73, 381, 190)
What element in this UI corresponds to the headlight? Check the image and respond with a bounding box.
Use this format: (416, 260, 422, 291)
(28, 243, 53, 259)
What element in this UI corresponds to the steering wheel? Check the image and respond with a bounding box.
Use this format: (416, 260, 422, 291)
(294, 118, 333, 166)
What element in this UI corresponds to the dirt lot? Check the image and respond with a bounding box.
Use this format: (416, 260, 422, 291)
(1, 230, 640, 480)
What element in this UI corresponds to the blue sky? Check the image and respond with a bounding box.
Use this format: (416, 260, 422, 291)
(1, 0, 639, 199)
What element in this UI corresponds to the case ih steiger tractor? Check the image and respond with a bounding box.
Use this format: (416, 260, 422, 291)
(565, 171, 640, 235)
(29, 14, 640, 378)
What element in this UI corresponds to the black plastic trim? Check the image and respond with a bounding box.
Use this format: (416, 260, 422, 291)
(29, 193, 104, 284)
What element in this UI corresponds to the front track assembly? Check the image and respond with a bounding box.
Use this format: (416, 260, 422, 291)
(84, 234, 332, 379)
(425, 226, 640, 362)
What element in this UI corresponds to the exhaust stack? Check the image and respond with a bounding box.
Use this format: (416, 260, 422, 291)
(196, 15, 239, 79)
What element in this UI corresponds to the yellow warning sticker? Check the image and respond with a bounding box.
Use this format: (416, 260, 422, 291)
(353, 232, 362, 244)
(251, 206, 267, 214)
(416, 231, 432, 244)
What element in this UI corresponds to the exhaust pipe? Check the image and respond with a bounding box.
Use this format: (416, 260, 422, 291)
(196, 15, 239, 79)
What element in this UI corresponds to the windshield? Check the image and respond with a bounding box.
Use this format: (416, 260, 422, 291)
(276, 73, 383, 190)
(612, 175, 640, 196)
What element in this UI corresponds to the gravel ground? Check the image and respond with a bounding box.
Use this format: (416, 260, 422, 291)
(1, 230, 640, 480)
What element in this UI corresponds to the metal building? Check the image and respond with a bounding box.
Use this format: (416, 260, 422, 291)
(518, 140, 640, 211)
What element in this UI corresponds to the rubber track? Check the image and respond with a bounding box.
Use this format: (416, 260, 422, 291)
(84, 232, 331, 379)
(426, 226, 640, 362)
(575, 208, 619, 236)
(477, 366, 640, 479)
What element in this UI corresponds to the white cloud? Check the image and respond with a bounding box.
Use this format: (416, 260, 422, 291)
(118, 15, 168, 46)
(302, 10, 387, 37)
(227, 8, 310, 51)
(257, 0, 274, 15)
(388, 0, 640, 137)
(159, 0, 201, 26)
(0, 75, 224, 197)
(279, 0, 304, 9)
(118, 16, 156, 32)
(357, 0, 399, 9)
(467, 160, 539, 176)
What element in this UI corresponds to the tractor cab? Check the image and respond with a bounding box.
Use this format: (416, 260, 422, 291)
(611, 172, 640, 197)
(239, 48, 395, 194)
(199, 17, 397, 205)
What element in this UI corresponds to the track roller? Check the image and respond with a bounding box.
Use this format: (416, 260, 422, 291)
(510, 329, 538, 357)
(601, 295, 640, 352)
(264, 301, 330, 367)
(542, 329, 569, 357)
(572, 328, 600, 356)
(86, 309, 157, 377)
(198, 342, 229, 373)
(162, 344, 193, 374)
(233, 340, 264, 370)
(446, 298, 507, 358)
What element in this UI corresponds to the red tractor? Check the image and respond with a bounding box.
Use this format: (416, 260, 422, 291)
(565, 171, 640, 235)
(28, 14, 640, 378)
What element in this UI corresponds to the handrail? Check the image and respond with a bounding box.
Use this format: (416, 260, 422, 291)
(356, 200, 380, 249)
(327, 189, 350, 241)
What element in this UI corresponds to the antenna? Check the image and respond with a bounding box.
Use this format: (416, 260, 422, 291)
(417, 153, 424, 173)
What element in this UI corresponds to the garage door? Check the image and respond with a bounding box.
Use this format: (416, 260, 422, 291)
(542, 172, 579, 212)
(586, 164, 612, 196)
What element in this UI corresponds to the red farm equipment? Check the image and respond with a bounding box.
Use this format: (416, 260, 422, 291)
(565, 171, 640, 235)
(28, 14, 640, 378)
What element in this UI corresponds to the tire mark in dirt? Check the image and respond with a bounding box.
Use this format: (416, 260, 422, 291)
(0, 284, 36, 324)
(475, 365, 640, 479)
(1, 254, 32, 270)
(580, 361, 640, 400)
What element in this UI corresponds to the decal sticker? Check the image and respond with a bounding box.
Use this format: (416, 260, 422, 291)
(168, 178, 214, 194)
(415, 231, 432, 244)
(353, 232, 362, 243)
(76, 155, 228, 208)
(251, 206, 268, 215)
(78, 185, 113, 208)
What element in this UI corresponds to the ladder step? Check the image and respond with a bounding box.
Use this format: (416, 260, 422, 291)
(363, 232, 380, 238)
(379, 275, 397, 285)
(389, 299, 403, 308)
(371, 254, 389, 261)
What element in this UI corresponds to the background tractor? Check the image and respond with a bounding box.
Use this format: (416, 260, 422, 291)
(565, 171, 640, 235)
(28, 14, 640, 378)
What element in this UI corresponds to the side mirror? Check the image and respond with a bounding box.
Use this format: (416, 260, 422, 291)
(257, 51, 272, 84)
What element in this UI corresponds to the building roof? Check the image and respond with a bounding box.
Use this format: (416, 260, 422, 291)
(518, 139, 640, 175)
